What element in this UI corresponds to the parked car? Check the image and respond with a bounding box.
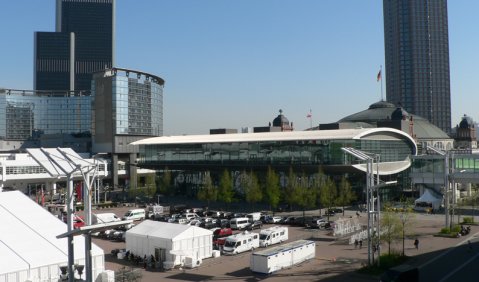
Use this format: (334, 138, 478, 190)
(260, 215, 272, 224)
(267, 216, 283, 224)
(281, 216, 296, 225)
(325, 210, 336, 216)
(306, 217, 326, 229)
(216, 219, 231, 228)
(330, 208, 343, 214)
(200, 221, 216, 229)
(244, 220, 263, 231)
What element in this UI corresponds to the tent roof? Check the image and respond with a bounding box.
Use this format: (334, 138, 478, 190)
(415, 189, 442, 204)
(127, 220, 212, 241)
(0, 191, 103, 274)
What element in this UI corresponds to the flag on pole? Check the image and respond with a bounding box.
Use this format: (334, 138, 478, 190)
(306, 110, 312, 118)
(377, 69, 382, 82)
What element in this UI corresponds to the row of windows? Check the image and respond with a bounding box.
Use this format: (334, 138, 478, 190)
(139, 139, 413, 167)
(5, 166, 48, 175)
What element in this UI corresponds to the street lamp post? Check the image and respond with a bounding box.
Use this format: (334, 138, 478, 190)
(426, 146, 450, 228)
(341, 147, 375, 266)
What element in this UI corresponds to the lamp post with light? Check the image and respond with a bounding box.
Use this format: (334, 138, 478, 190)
(341, 147, 375, 266)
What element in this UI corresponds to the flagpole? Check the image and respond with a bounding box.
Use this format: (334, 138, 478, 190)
(380, 65, 384, 101)
(309, 110, 313, 130)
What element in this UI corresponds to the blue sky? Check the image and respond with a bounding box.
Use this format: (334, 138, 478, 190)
(1, 0, 478, 135)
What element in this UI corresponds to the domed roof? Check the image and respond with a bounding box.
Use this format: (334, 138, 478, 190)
(273, 109, 290, 127)
(459, 114, 474, 129)
(338, 101, 396, 123)
(338, 101, 450, 139)
(391, 107, 409, 120)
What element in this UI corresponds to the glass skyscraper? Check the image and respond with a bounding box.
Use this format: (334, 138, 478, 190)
(383, 0, 451, 134)
(34, 0, 115, 92)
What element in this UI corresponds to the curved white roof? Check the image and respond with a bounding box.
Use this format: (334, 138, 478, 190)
(127, 220, 212, 240)
(0, 191, 104, 275)
(132, 128, 417, 150)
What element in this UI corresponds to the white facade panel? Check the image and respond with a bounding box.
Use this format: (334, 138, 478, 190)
(250, 240, 315, 274)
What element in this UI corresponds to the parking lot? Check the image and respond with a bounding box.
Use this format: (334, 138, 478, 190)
(86, 205, 478, 281)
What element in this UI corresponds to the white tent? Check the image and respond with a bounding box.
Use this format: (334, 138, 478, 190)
(125, 220, 213, 269)
(414, 189, 442, 211)
(0, 191, 105, 282)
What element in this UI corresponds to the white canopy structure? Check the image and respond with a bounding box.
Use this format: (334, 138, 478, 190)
(0, 191, 105, 282)
(125, 220, 213, 269)
(414, 189, 442, 211)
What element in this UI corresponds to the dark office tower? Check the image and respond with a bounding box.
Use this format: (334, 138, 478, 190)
(383, 0, 451, 134)
(34, 0, 115, 92)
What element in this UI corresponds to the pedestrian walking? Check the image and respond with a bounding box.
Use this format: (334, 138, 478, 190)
(359, 240, 362, 249)
(354, 239, 358, 249)
(414, 239, 419, 250)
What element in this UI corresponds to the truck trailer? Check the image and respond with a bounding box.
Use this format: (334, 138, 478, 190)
(250, 240, 316, 274)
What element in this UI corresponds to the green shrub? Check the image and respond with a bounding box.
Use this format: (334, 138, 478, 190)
(463, 217, 474, 224)
(440, 227, 450, 234)
(451, 225, 461, 233)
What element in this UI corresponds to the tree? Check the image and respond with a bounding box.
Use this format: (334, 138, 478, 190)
(295, 172, 317, 223)
(283, 167, 299, 212)
(142, 174, 157, 202)
(158, 169, 173, 196)
(312, 168, 328, 216)
(197, 172, 217, 208)
(398, 207, 416, 256)
(242, 171, 263, 210)
(380, 209, 402, 254)
(264, 166, 281, 213)
(336, 176, 356, 216)
(218, 169, 235, 209)
(320, 176, 337, 221)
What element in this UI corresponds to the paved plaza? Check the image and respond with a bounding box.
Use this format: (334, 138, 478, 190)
(90, 206, 479, 281)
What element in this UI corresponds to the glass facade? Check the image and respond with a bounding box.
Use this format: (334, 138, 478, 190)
(92, 68, 164, 140)
(138, 138, 413, 167)
(112, 76, 163, 136)
(0, 90, 91, 140)
(412, 154, 479, 174)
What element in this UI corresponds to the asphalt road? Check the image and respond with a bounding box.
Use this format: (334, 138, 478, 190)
(419, 234, 479, 282)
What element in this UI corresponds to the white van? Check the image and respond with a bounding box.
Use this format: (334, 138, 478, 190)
(247, 212, 261, 222)
(230, 217, 250, 230)
(259, 226, 288, 247)
(92, 213, 121, 224)
(122, 209, 146, 221)
(183, 212, 199, 221)
(223, 231, 260, 255)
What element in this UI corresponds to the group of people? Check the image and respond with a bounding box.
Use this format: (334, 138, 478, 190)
(124, 251, 158, 269)
(354, 239, 363, 249)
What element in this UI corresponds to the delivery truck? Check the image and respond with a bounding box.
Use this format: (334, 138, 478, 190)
(146, 205, 170, 219)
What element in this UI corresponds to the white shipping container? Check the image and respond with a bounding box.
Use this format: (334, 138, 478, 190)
(250, 240, 315, 274)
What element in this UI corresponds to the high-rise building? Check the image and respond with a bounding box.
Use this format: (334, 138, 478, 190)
(34, 0, 115, 92)
(383, 0, 451, 134)
(92, 67, 164, 188)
